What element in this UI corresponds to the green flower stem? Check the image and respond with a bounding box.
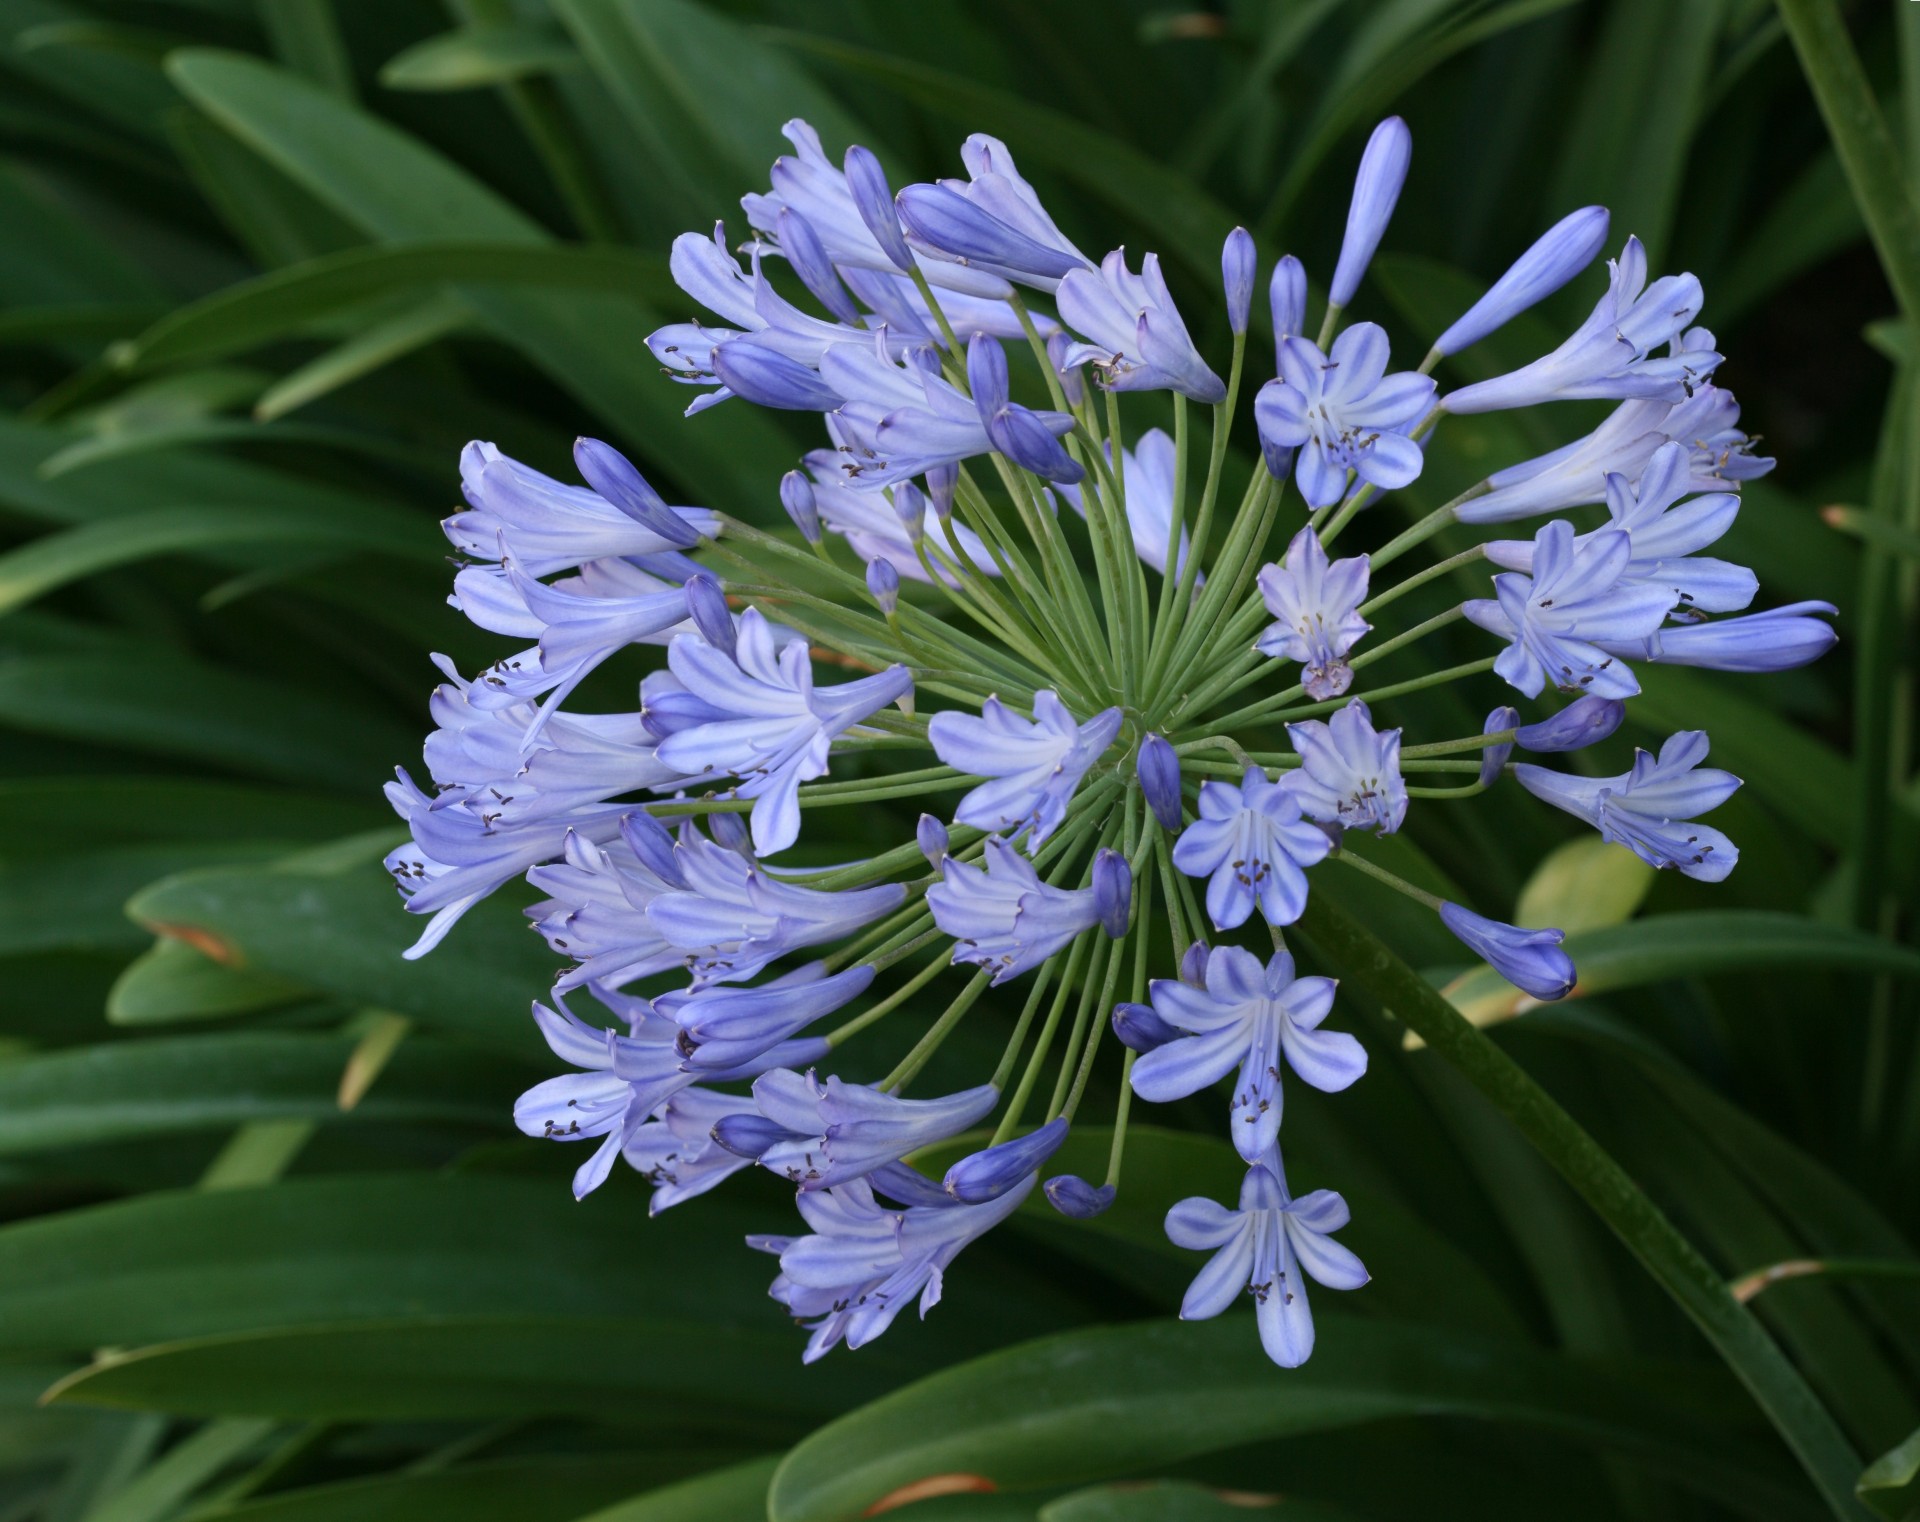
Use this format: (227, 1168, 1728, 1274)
(1403, 726, 1517, 758)
(1048, 932, 1119, 1122)
(907, 265, 964, 354)
(1158, 391, 1193, 632)
(1148, 472, 1279, 717)
(983, 459, 1114, 692)
(826, 901, 937, 973)
(1154, 829, 1194, 958)
(1406, 780, 1493, 799)
(915, 536, 1079, 699)
(826, 949, 951, 1046)
(1368, 484, 1489, 572)
(1358, 543, 1489, 618)
(945, 473, 1067, 642)
(1065, 425, 1135, 702)
(883, 968, 994, 1093)
(1327, 846, 1446, 911)
(1104, 1048, 1140, 1188)
(804, 826, 983, 892)
(991, 954, 1062, 1091)
(648, 770, 963, 818)
(1294, 891, 1870, 1521)
(1314, 300, 1343, 351)
(1402, 760, 1485, 773)
(993, 932, 1097, 1144)
(1200, 632, 1481, 737)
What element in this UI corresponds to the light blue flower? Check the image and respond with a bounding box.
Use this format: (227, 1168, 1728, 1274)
(1433, 205, 1610, 358)
(930, 690, 1123, 849)
(927, 838, 1118, 984)
(1166, 1149, 1368, 1368)
(643, 609, 911, 855)
(967, 334, 1085, 483)
(755, 1170, 1035, 1361)
(1254, 325, 1436, 508)
(1130, 944, 1361, 1162)
(802, 452, 1000, 584)
(657, 962, 875, 1071)
(1330, 117, 1411, 307)
(1136, 732, 1183, 831)
(1172, 765, 1331, 929)
(1437, 903, 1575, 1000)
(1463, 519, 1680, 699)
(622, 1086, 761, 1215)
(525, 828, 684, 992)
(1281, 698, 1407, 835)
(895, 134, 1093, 292)
(730, 1068, 999, 1190)
(1255, 526, 1371, 699)
(1057, 249, 1226, 402)
(1486, 441, 1756, 618)
(1597, 600, 1838, 673)
(1516, 730, 1741, 880)
(1222, 227, 1256, 335)
(447, 441, 711, 576)
(1442, 238, 1717, 414)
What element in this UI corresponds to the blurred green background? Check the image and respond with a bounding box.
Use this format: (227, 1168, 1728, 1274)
(0, 1, 1916, 1519)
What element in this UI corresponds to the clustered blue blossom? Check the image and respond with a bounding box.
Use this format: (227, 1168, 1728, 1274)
(388, 114, 1833, 1370)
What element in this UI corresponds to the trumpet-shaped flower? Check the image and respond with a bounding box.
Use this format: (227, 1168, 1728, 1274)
(726, 1069, 999, 1191)
(1516, 730, 1740, 880)
(1057, 249, 1225, 402)
(1172, 765, 1332, 929)
(1255, 325, 1436, 509)
(1255, 527, 1371, 699)
(1281, 699, 1407, 835)
(895, 134, 1093, 292)
(928, 839, 1122, 983)
(1166, 1150, 1368, 1368)
(929, 690, 1122, 850)
(1437, 903, 1575, 1001)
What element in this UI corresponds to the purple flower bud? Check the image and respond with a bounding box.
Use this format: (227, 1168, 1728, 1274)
(1047, 329, 1087, 407)
(866, 556, 899, 613)
(896, 183, 1086, 284)
(1480, 706, 1519, 787)
(1516, 695, 1625, 753)
(776, 206, 860, 324)
(1435, 206, 1611, 358)
(1438, 902, 1575, 1001)
(943, 1115, 1068, 1202)
(1111, 1000, 1182, 1053)
(1045, 1173, 1116, 1218)
(573, 437, 701, 547)
(843, 144, 914, 272)
(916, 813, 949, 867)
(1330, 117, 1411, 308)
(966, 333, 1010, 416)
(683, 572, 734, 659)
(1222, 227, 1256, 335)
(925, 463, 957, 520)
(986, 405, 1084, 484)
(1179, 939, 1210, 987)
(891, 480, 927, 543)
(1270, 254, 1306, 342)
(1136, 733, 1183, 831)
(709, 811, 752, 856)
(711, 1112, 789, 1158)
(710, 340, 842, 411)
(780, 469, 822, 543)
(1091, 847, 1132, 938)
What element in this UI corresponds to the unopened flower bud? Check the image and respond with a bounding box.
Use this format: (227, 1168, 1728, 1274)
(1222, 227, 1256, 335)
(683, 572, 735, 659)
(1045, 1173, 1116, 1218)
(1136, 733, 1183, 831)
(1112, 1000, 1181, 1053)
(1330, 117, 1411, 308)
(1479, 706, 1519, 786)
(866, 557, 900, 613)
(916, 813, 949, 867)
(843, 144, 914, 272)
(1091, 848, 1132, 939)
(1438, 902, 1574, 1001)
(943, 1116, 1068, 1203)
(1516, 695, 1625, 753)
(780, 469, 821, 543)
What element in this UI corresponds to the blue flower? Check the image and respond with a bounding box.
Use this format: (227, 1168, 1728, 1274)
(928, 838, 1118, 984)
(1166, 1150, 1368, 1368)
(1437, 903, 1575, 1001)
(929, 691, 1122, 850)
(1136, 733, 1183, 831)
(1329, 117, 1411, 307)
(730, 1069, 999, 1190)
(1254, 325, 1436, 508)
(895, 134, 1093, 292)
(802, 453, 998, 585)
(967, 335, 1086, 483)
(1281, 699, 1406, 835)
(1442, 239, 1717, 414)
(1054, 428, 1195, 577)
(1432, 206, 1610, 358)
(1269, 254, 1306, 342)
(1463, 519, 1680, 699)
(1479, 706, 1519, 785)
(1045, 1174, 1117, 1218)
(755, 1171, 1035, 1361)
(1516, 730, 1741, 880)
(1460, 356, 1771, 523)
(1129, 945, 1362, 1162)
(1596, 600, 1838, 673)
(1172, 765, 1331, 929)
(448, 441, 712, 576)
(1057, 250, 1226, 402)
(643, 609, 911, 855)
(1221, 227, 1256, 336)
(1255, 526, 1371, 699)
(622, 1086, 761, 1215)
(1514, 694, 1625, 752)
(525, 827, 686, 991)
(943, 1116, 1068, 1202)
(1486, 442, 1756, 618)
(657, 962, 875, 1071)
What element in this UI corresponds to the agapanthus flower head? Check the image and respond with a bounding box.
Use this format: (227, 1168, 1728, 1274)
(1282, 699, 1407, 835)
(1167, 1149, 1368, 1368)
(393, 111, 1832, 1375)
(1517, 730, 1741, 881)
(1255, 527, 1370, 699)
(1255, 325, 1436, 509)
(929, 690, 1122, 850)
